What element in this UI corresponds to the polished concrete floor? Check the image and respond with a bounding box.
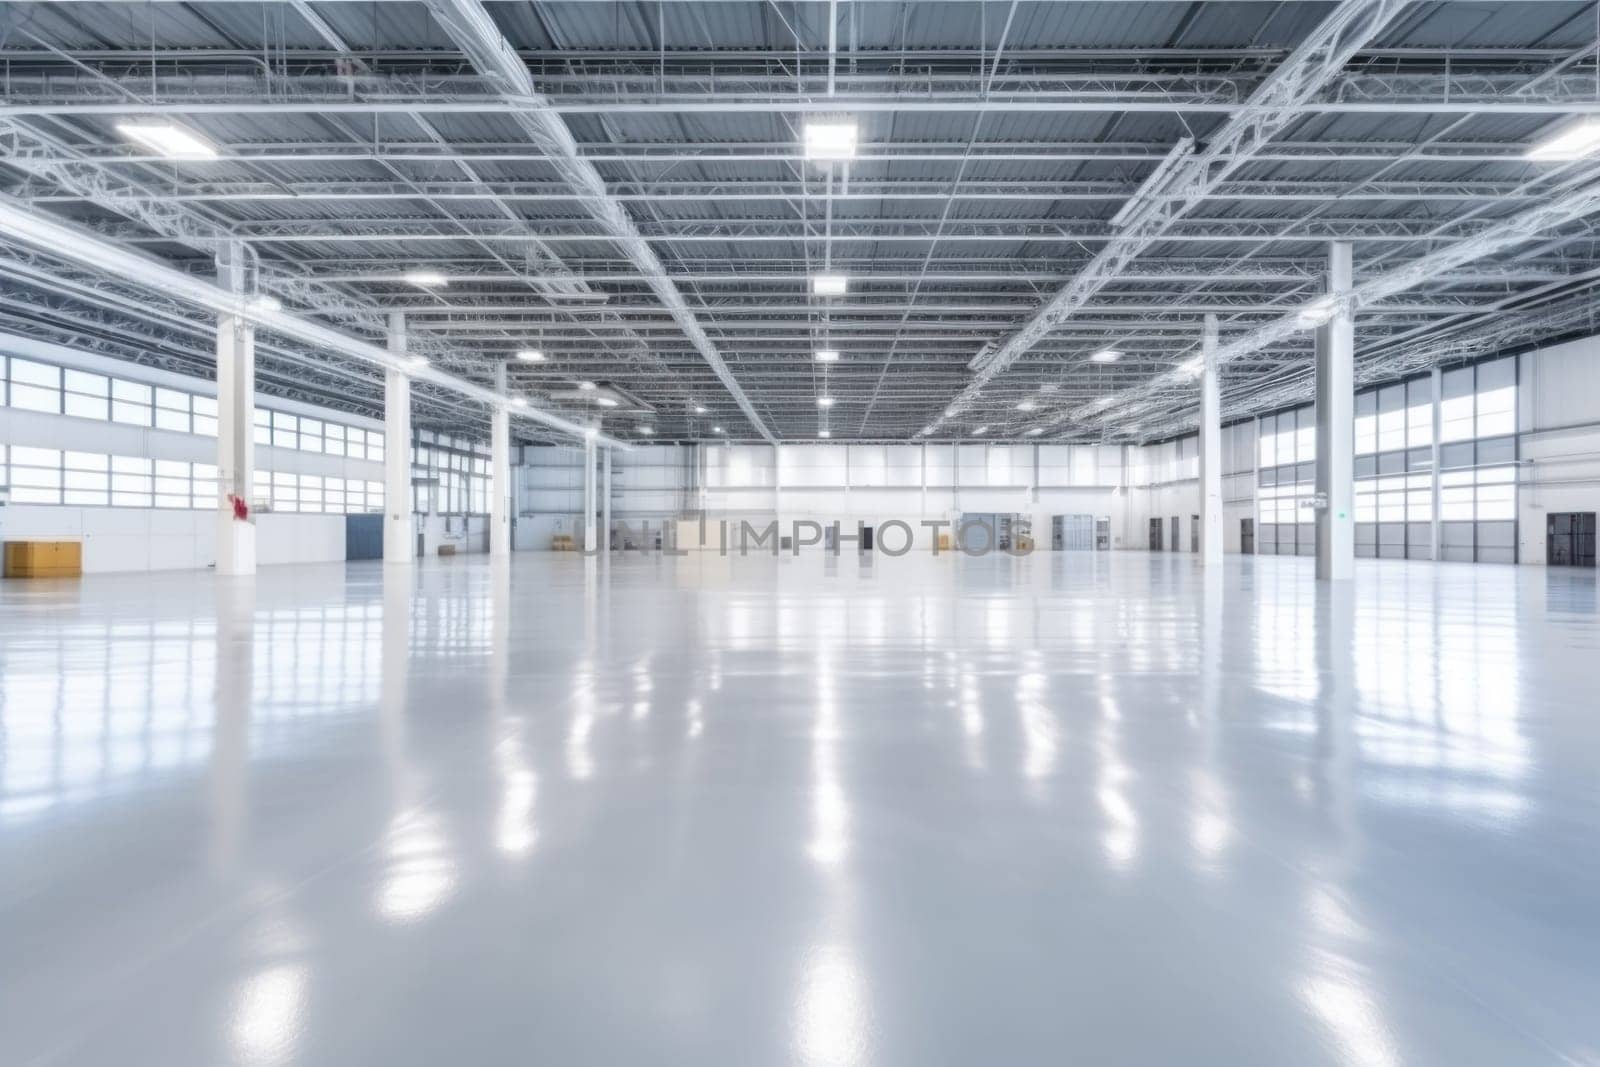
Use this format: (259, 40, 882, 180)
(1, 550, 1597, 1065)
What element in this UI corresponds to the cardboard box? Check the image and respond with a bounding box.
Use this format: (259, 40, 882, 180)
(4, 541, 84, 578)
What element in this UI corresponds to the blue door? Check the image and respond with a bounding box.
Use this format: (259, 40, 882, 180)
(345, 514, 383, 560)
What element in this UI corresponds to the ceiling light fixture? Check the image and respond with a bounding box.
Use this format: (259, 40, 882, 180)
(115, 121, 218, 160)
(406, 355, 428, 369)
(814, 349, 841, 362)
(804, 120, 859, 161)
(246, 294, 281, 314)
(511, 397, 528, 407)
(515, 349, 545, 362)
(1526, 119, 1600, 160)
(578, 380, 597, 391)
(812, 273, 848, 297)
(1016, 399, 1037, 412)
(693, 405, 707, 415)
(595, 396, 619, 408)
(818, 429, 832, 438)
(712, 425, 725, 434)
(638, 426, 653, 435)
(1089, 348, 1123, 364)
(402, 270, 448, 287)
(973, 426, 990, 436)
(817, 396, 836, 408)
(1177, 356, 1204, 377)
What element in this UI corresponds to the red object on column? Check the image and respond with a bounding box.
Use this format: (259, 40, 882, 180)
(229, 494, 250, 521)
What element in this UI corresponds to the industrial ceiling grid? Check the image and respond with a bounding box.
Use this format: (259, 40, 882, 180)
(1, 0, 1599, 445)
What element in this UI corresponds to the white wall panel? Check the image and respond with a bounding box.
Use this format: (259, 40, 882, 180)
(1519, 340, 1600, 564)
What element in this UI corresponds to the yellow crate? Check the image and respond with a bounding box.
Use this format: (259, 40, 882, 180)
(4, 541, 83, 578)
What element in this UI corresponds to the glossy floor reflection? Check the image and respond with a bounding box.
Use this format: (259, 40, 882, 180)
(2, 551, 1597, 1065)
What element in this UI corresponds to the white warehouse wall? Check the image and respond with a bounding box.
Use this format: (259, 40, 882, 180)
(1518, 336, 1600, 564)
(519, 441, 1137, 552)
(1, 335, 384, 574)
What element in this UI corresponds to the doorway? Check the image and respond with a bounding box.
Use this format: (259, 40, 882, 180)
(1054, 514, 1094, 551)
(345, 514, 383, 560)
(1240, 518, 1254, 555)
(1148, 518, 1163, 551)
(1548, 512, 1596, 567)
(1170, 516, 1179, 553)
(1190, 514, 1200, 553)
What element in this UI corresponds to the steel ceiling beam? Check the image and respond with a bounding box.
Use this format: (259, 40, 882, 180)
(8, 66, 1600, 114)
(418, 0, 774, 443)
(9, 142, 1552, 168)
(935, 0, 1414, 429)
(1075, 174, 1600, 435)
(0, 194, 627, 447)
(26, 179, 1534, 206)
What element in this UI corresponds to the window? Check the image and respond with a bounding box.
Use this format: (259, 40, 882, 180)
(63, 451, 109, 506)
(0, 353, 488, 521)
(1476, 358, 1516, 437)
(154, 459, 191, 508)
(273, 413, 299, 450)
(111, 379, 153, 426)
(1406, 378, 1432, 447)
(10, 358, 62, 413)
(11, 446, 62, 503)
(1355, 391, 1377, 456)
(192, 395, 218, 437)
(193, 463, 217, 510)
(1441, 367, 1474, 443)
(111, 456, 152, 506)
(1377, 385, 1405, 453)
(155, 388, 191, 433)
(1354, 374, 1438, 559)
(64, 369, 109, 420)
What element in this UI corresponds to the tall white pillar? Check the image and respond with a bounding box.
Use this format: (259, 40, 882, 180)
(1315, 241, 1355, 581)
(1429, 366, 1443, 561)
(1199, 313, 1224, 568)
(215, 313, 257, 575)
(582, 433, 597, 553)
(384, 312, 414, 563)
(214, 242, 256, 576)
(773, 442, 783, 519)
(490, 362, 511, 558)
(601, 447, 612, 553)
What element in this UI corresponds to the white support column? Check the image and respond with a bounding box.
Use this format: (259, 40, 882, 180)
(582, 433, 597, 553)
(601, 447, 612, 553)
(490, 361, 511, 558)
(1429, 366, 1443, 561)
(1199, 313, 1224, 568)
(1315, 241, 1355, 581)
(214, 242, 255, 576)
(773, 442, 783, 520)
(383, 312, 414, 564)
